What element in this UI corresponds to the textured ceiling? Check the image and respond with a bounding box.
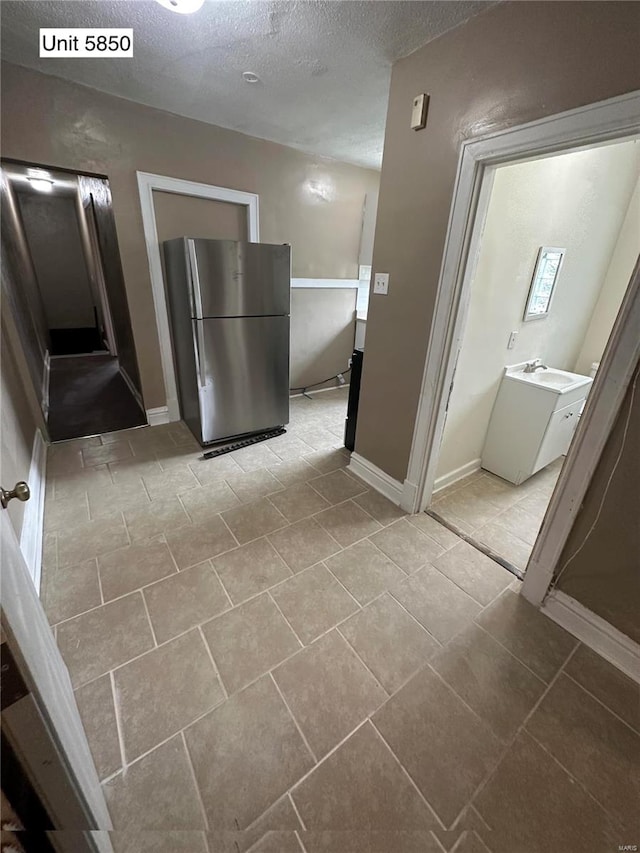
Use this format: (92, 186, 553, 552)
(0, 0, 492, 169)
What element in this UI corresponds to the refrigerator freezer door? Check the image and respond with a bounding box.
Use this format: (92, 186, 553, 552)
(189, 239, 290, 318)
(195, 316, 290, 443)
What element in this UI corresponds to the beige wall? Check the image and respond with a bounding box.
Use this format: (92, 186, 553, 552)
(355, 0, 640, 481)
(17, 191, 95, 330)
(554, 361, 640, 643)
(0, 62, 379, 411)
(153, 193, 248, 245)
(437, 142, 640, 482)
(290, 289, 356, 391)
(575, 174, 640, 375)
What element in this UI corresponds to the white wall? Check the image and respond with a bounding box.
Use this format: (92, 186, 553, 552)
(436, 140, 640, 484)
(575, 173, 640, 375)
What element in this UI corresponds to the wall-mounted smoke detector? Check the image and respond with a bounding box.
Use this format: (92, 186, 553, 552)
(242, 71, 261, 84)
(155, 0, 204, 14)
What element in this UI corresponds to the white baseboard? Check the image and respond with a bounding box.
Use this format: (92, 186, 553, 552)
(20, 429, 47, 595)
(146, 406, 170, 426)
(119, 366, 145, 412)
(542, 589, 640, 684)
(433, 458, 482, 494)
(348, 453, 404, 506)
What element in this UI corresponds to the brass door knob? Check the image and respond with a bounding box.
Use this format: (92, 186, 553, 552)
(1, 482, 30, 509)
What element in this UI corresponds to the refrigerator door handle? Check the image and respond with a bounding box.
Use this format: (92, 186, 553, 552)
(193, 321, 207, 389)
(187, 239, 204, 320)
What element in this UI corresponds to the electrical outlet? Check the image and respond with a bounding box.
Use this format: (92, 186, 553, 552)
(373, 273, 389, 295)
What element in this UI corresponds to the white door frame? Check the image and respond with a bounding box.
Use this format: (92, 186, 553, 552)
(136, 172, 260, 422)
(402, 91, 640, 606)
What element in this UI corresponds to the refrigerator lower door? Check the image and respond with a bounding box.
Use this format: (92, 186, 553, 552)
(195, 316, 290, 444)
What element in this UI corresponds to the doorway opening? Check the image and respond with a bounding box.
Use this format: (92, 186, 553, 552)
(1, 161, 146, 441)
(428, 138, 640, 575)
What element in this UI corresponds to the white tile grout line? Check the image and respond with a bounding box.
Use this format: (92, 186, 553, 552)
(216, 511, 243, 549)
(267, 591, 305, 648)
(562, 670, 640, 737)
(197, 624, 229, 702)
(109, 670, 128, 777)
(319, 558, 366, 612)
(368, 720, 446, 831)
(430, 832, 449, 853)
(209, 560, 235, 611)
(471, 621, 555, 685)
(288, 792, 307, 832)
(180, 729, 210, 832)
(269, 672, 318, 764)
(101, 675, 232, 783)
(334, 625, 390, 698)
(94, 557, 105, 607)
(140, 589, 159, 648)
(524, 728, 627, 834)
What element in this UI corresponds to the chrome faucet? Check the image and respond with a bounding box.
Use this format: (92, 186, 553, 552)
(523, 359, 548, 373)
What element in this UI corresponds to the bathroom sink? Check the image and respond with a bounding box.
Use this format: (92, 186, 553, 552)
(506, 364, 593, 395)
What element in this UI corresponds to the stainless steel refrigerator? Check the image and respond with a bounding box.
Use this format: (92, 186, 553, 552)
(163, 238, 290, 445)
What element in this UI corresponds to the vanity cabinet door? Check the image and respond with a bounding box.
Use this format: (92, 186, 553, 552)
(534, 399, 584, 473)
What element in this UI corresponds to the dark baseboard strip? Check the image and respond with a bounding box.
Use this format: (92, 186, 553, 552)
(426, 509, 524, 580)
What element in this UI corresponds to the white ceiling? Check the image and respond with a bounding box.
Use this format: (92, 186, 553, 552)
(0, 0, 492, 169)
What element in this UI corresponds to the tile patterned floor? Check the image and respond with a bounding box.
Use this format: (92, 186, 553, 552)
(431, 459, 564, 571)
(41, 390, 639, 852)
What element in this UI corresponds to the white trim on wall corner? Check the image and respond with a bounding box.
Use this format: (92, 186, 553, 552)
(136, 171, 260, 423)
(542, 589, 640, 684)
(20, 429, 47, 594)
(433, 458, 482, 494)
(146, 406, 170, 426)
(348, 453, 404, 506)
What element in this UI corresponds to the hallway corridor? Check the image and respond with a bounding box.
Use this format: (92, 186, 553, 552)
(47, 355, 146, 441)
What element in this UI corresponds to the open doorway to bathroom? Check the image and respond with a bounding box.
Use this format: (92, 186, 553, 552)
(1, 160, 146, 441)
(428, 137, 639, 574)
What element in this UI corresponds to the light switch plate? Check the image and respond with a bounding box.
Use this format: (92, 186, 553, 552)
(507, 331, 518, 350)
(373, 273, 389, 295)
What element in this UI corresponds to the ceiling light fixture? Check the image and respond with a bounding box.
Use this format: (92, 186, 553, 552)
(242, 71, 260, 84)
(28, 178, 54, 193)
(155, 0, 205, 14)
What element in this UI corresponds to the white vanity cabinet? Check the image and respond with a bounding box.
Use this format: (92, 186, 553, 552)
(481, 364, 592, 485)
